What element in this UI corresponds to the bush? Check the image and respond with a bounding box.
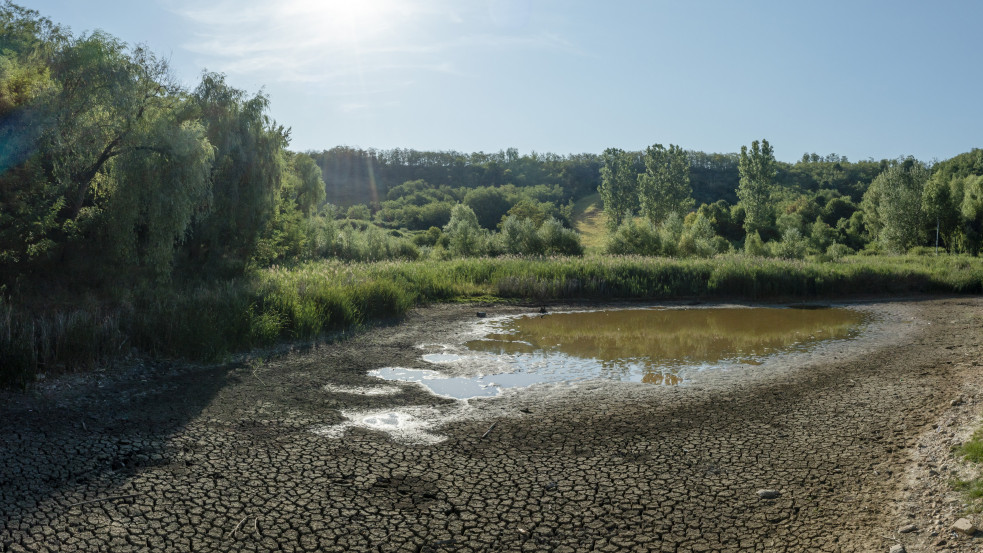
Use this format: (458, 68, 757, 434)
(500, 215, 543, 255)
(538, 218, 583, 256)
(444, 204, 491, 257)
(606, 220, 662, 256)
(825, 243, 854, 260)
(744, 231, 769, 257)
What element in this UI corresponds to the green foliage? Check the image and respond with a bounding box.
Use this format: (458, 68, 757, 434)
(464, 186, 513, 229)
(6, 253, 983, 386)
(444, 204, 490, 257)
(772, 228, 808, 259)
(862, 158, 930, 253)
(638, 143, 694, 225)
(737, 139, 777, 235)
(599, 148, 640, 229)
(346, 204, 372, 220)
(500, 215, 543, 255)
(186, 73, 289, 274)
(744, 231, 768, 257)
(678, 213, 720, 258)
(334, 225, 420, 262)
(289, 152, 327, 216)
(606, 220, 662, 256)
(658, 212, 684, 256)
(809, 217, 839, 253)
(538, 217, 584, 256)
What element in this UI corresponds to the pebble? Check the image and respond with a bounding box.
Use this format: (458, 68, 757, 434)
(889, 544, 905, 553)
(898, 524, 916, 534)
(952, 518, 976, 536)
(757, 489, 781, 499)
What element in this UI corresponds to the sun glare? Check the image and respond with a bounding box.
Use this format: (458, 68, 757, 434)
(287, 0, 407, 46)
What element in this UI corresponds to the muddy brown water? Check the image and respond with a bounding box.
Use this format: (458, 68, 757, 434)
(374, 307, 866, 397)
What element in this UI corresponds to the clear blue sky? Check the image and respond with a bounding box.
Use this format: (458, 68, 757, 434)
(25, 0, 983, 162)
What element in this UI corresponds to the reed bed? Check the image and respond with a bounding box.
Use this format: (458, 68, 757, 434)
(3, 253, 981, 387)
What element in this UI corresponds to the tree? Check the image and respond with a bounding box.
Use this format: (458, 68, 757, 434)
(184, 73, 289, 273)
(861, 158, 929, 253)
(0, 6, 216, 282)
(598, 148, 639, 230)
(289, 152, 326, 216)
(638, 143, 693, 224)
(444, 204, 488, 256)
(463, 186, 512, 229)
(737, 139, 776, 235)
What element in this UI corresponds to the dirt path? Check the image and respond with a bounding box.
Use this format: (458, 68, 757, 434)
(2, 297, 982, 552)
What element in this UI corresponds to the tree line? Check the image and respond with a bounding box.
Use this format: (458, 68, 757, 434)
(597, 140, 983, 257)
(3, 0, 982, 302)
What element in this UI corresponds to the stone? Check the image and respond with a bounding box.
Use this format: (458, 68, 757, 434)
(952, 518, 976, 536)
(888, 545, 905, 553)
(757, 489, 780, 499)
(898, 524, 916, 534)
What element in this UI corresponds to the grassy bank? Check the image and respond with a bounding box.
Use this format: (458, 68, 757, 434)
(2, 253, 982, 387)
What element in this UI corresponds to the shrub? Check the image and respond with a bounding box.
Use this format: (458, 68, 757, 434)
(606, 220, 661, 256)
(500, 215, 543, 255)
(538, 218, 583, 256)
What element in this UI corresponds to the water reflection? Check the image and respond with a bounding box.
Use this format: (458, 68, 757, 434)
(466, 307, 865, 385)
(372, 307, 866, 399)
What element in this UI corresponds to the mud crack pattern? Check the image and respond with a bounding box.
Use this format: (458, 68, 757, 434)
(1, 298, 982, 552)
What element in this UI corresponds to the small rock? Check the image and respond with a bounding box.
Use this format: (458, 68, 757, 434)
(889, 544, 905, 553)
(898, 524, 917, 534)
(952, 518, 976, 536)
(757, 489, 780, 499)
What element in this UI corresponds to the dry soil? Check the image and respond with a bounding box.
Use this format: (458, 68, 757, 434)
(2, 296, 982, 552)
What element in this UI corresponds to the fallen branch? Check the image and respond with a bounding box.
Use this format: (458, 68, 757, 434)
(229, 515, 249, 539)
(68, 493, 141, 508)
(481, 422, 498, 439)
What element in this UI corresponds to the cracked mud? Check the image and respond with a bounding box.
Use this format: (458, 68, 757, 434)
(2, 297, 982, 552)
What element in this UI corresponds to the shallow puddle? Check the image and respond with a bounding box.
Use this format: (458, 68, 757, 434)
(374, 306, 867, 399)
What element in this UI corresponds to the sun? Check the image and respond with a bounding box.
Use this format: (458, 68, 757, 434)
(287, 0, 406, 46)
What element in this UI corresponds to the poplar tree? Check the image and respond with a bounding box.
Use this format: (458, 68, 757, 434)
(598, 148, 639, 230)
(638, 143, 693, 225)
(737, 139, 776, 236)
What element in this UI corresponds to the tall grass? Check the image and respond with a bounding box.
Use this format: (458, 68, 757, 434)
(3, 253, 982, 387)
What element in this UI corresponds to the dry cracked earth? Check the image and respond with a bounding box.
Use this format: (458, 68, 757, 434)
(2, 297, 983, 552)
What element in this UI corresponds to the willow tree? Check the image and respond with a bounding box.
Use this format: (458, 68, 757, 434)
(0, 4, 215, 282)
(185, 73, 289, 273)
(638, 143, 693, 225)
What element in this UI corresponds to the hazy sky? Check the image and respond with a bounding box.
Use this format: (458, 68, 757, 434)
(26, 0, 983, 162)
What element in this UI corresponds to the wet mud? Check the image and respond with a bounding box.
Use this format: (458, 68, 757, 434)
(2, 297, 982, 552)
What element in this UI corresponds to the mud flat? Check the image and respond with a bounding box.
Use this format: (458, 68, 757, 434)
(2, 297, 982, 552)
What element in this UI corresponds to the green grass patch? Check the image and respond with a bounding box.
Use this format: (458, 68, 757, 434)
(958, 429, 983, 463)
(570, 193, 608, 254)
(953, 428, 983, 512)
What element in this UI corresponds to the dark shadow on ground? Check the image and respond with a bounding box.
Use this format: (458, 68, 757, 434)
(0, 361, 232, 531)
